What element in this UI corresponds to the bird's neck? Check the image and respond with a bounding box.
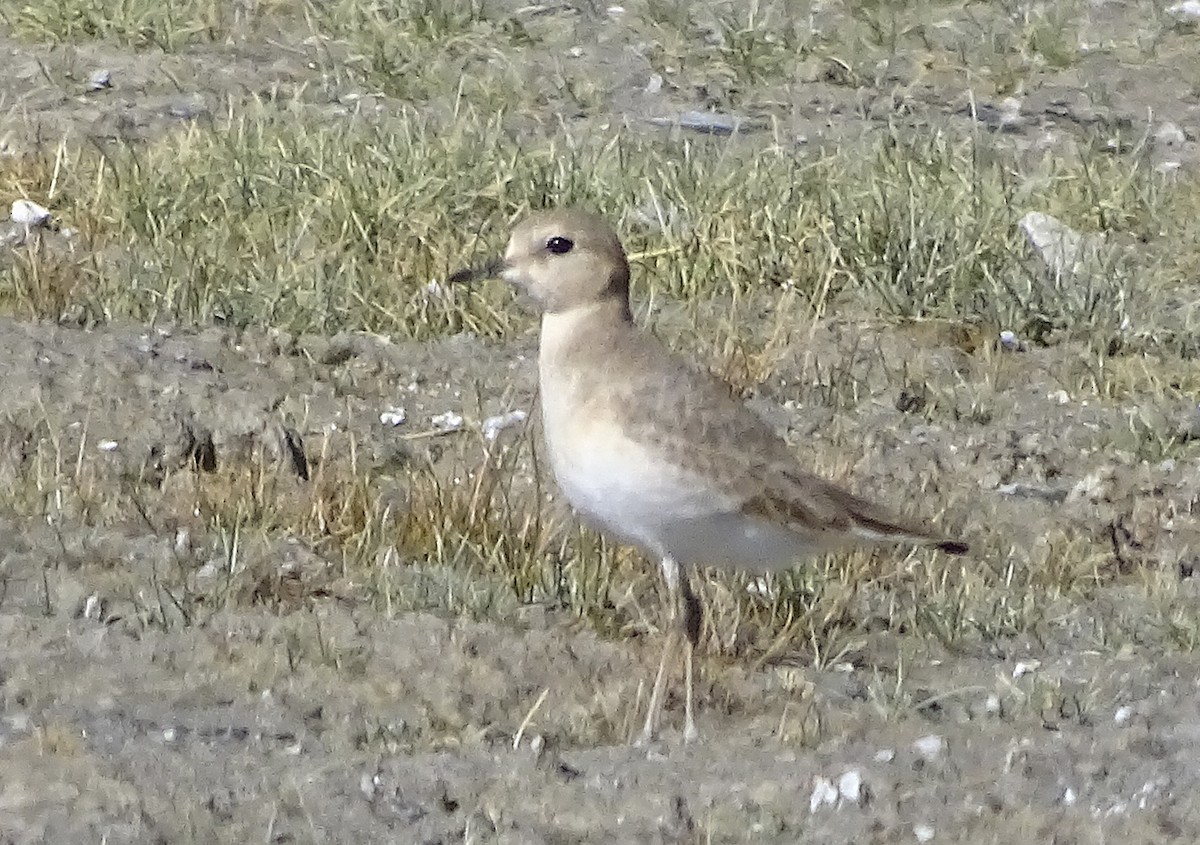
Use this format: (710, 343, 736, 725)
(539, 296, 634, 371)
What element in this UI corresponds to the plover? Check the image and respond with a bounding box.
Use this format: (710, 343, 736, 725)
(451, 208, 967, 744)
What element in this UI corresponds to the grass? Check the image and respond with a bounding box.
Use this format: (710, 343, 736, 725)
(2, 0, 1200, 751)
(4, 111, 1193, 345)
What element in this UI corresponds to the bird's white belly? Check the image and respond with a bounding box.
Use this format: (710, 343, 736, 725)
(543, 422, 821, 570)
(545, 425, 711, 550)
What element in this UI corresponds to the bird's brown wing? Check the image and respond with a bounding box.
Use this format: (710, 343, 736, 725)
(605, 333, 967, 555)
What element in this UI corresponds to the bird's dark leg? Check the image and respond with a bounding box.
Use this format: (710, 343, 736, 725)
(679, 563, 702, 743)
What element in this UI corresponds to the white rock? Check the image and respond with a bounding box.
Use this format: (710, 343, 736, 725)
(431, 411, 464, 433)
(838, 770, 864, 804)
(1155, 121, 1186, 147)
(992, 96, 1023, 130)
(481, 409, 527, 441)
(11, 199, 51, 227)
(1013, 659, 1041, 679)
(1167, 0, 1200, 23)
(1062, 787, 1077, 806)
(874, 748, 895, 763)
(745, 576, 776, 599)
(1114, 705, 1133, 726)
(4, 713, 31, 732)
(999, 329, 1021, 351)
(88, 69, 112, 91)
(809, 776, 839, 813)
(913, 734, 944, 761)
(379, 406, 407, 426)
(1134, 777, 1169, 809)
(1048, 389, 1070, 405)
(914, 823, 935, 842)
(1019, 211, 1104, 278)
(985, 693, 1002, 715)
(97, 440, 119, 452)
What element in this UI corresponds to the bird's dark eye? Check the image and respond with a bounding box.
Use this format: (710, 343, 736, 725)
(546, 236, 574, 255)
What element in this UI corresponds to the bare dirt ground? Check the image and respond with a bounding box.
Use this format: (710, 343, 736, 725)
(2, 2, 1200, 843)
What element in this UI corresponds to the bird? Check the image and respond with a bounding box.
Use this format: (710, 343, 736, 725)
(450, 208, 968, 745)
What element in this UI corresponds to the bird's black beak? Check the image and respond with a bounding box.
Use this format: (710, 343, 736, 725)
(447, 257, 505, 285)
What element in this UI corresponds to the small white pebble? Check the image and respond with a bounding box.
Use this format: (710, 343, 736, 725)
(999, 329, 1020, 351)
(431, 411, 464, 433)
(1114, 705, 1133, 726)
(1168, 0, 1200, 22)
(424, 279, 446, 298)
(607, 4, 625, 15)
(913, 735, 943, 761)
(838, 770, 863, 804)
(481, 409, 527, 441)
(985, 693, 1002, 715)
(809, 776, 838, 813)
(379, 406, 407, 426)
(998, 96, 1022, 126)
(1048, 389, 1070, 405)
(874, 748, 895, 763)
(1062, 787, 1077, 806)
(1155, 122, 1186, 147)
(5, 713, 31, 732)
(1013, 659, 1040, 679)
(1134, 779, 1159, 809)
(97, 440, 119, 452)
(11, 199, 51, 227)
(914, 823, 935, 842)
(162, 727, 177, 743)
(88, 69, 112, 91)
(745, 577, 776, 598)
